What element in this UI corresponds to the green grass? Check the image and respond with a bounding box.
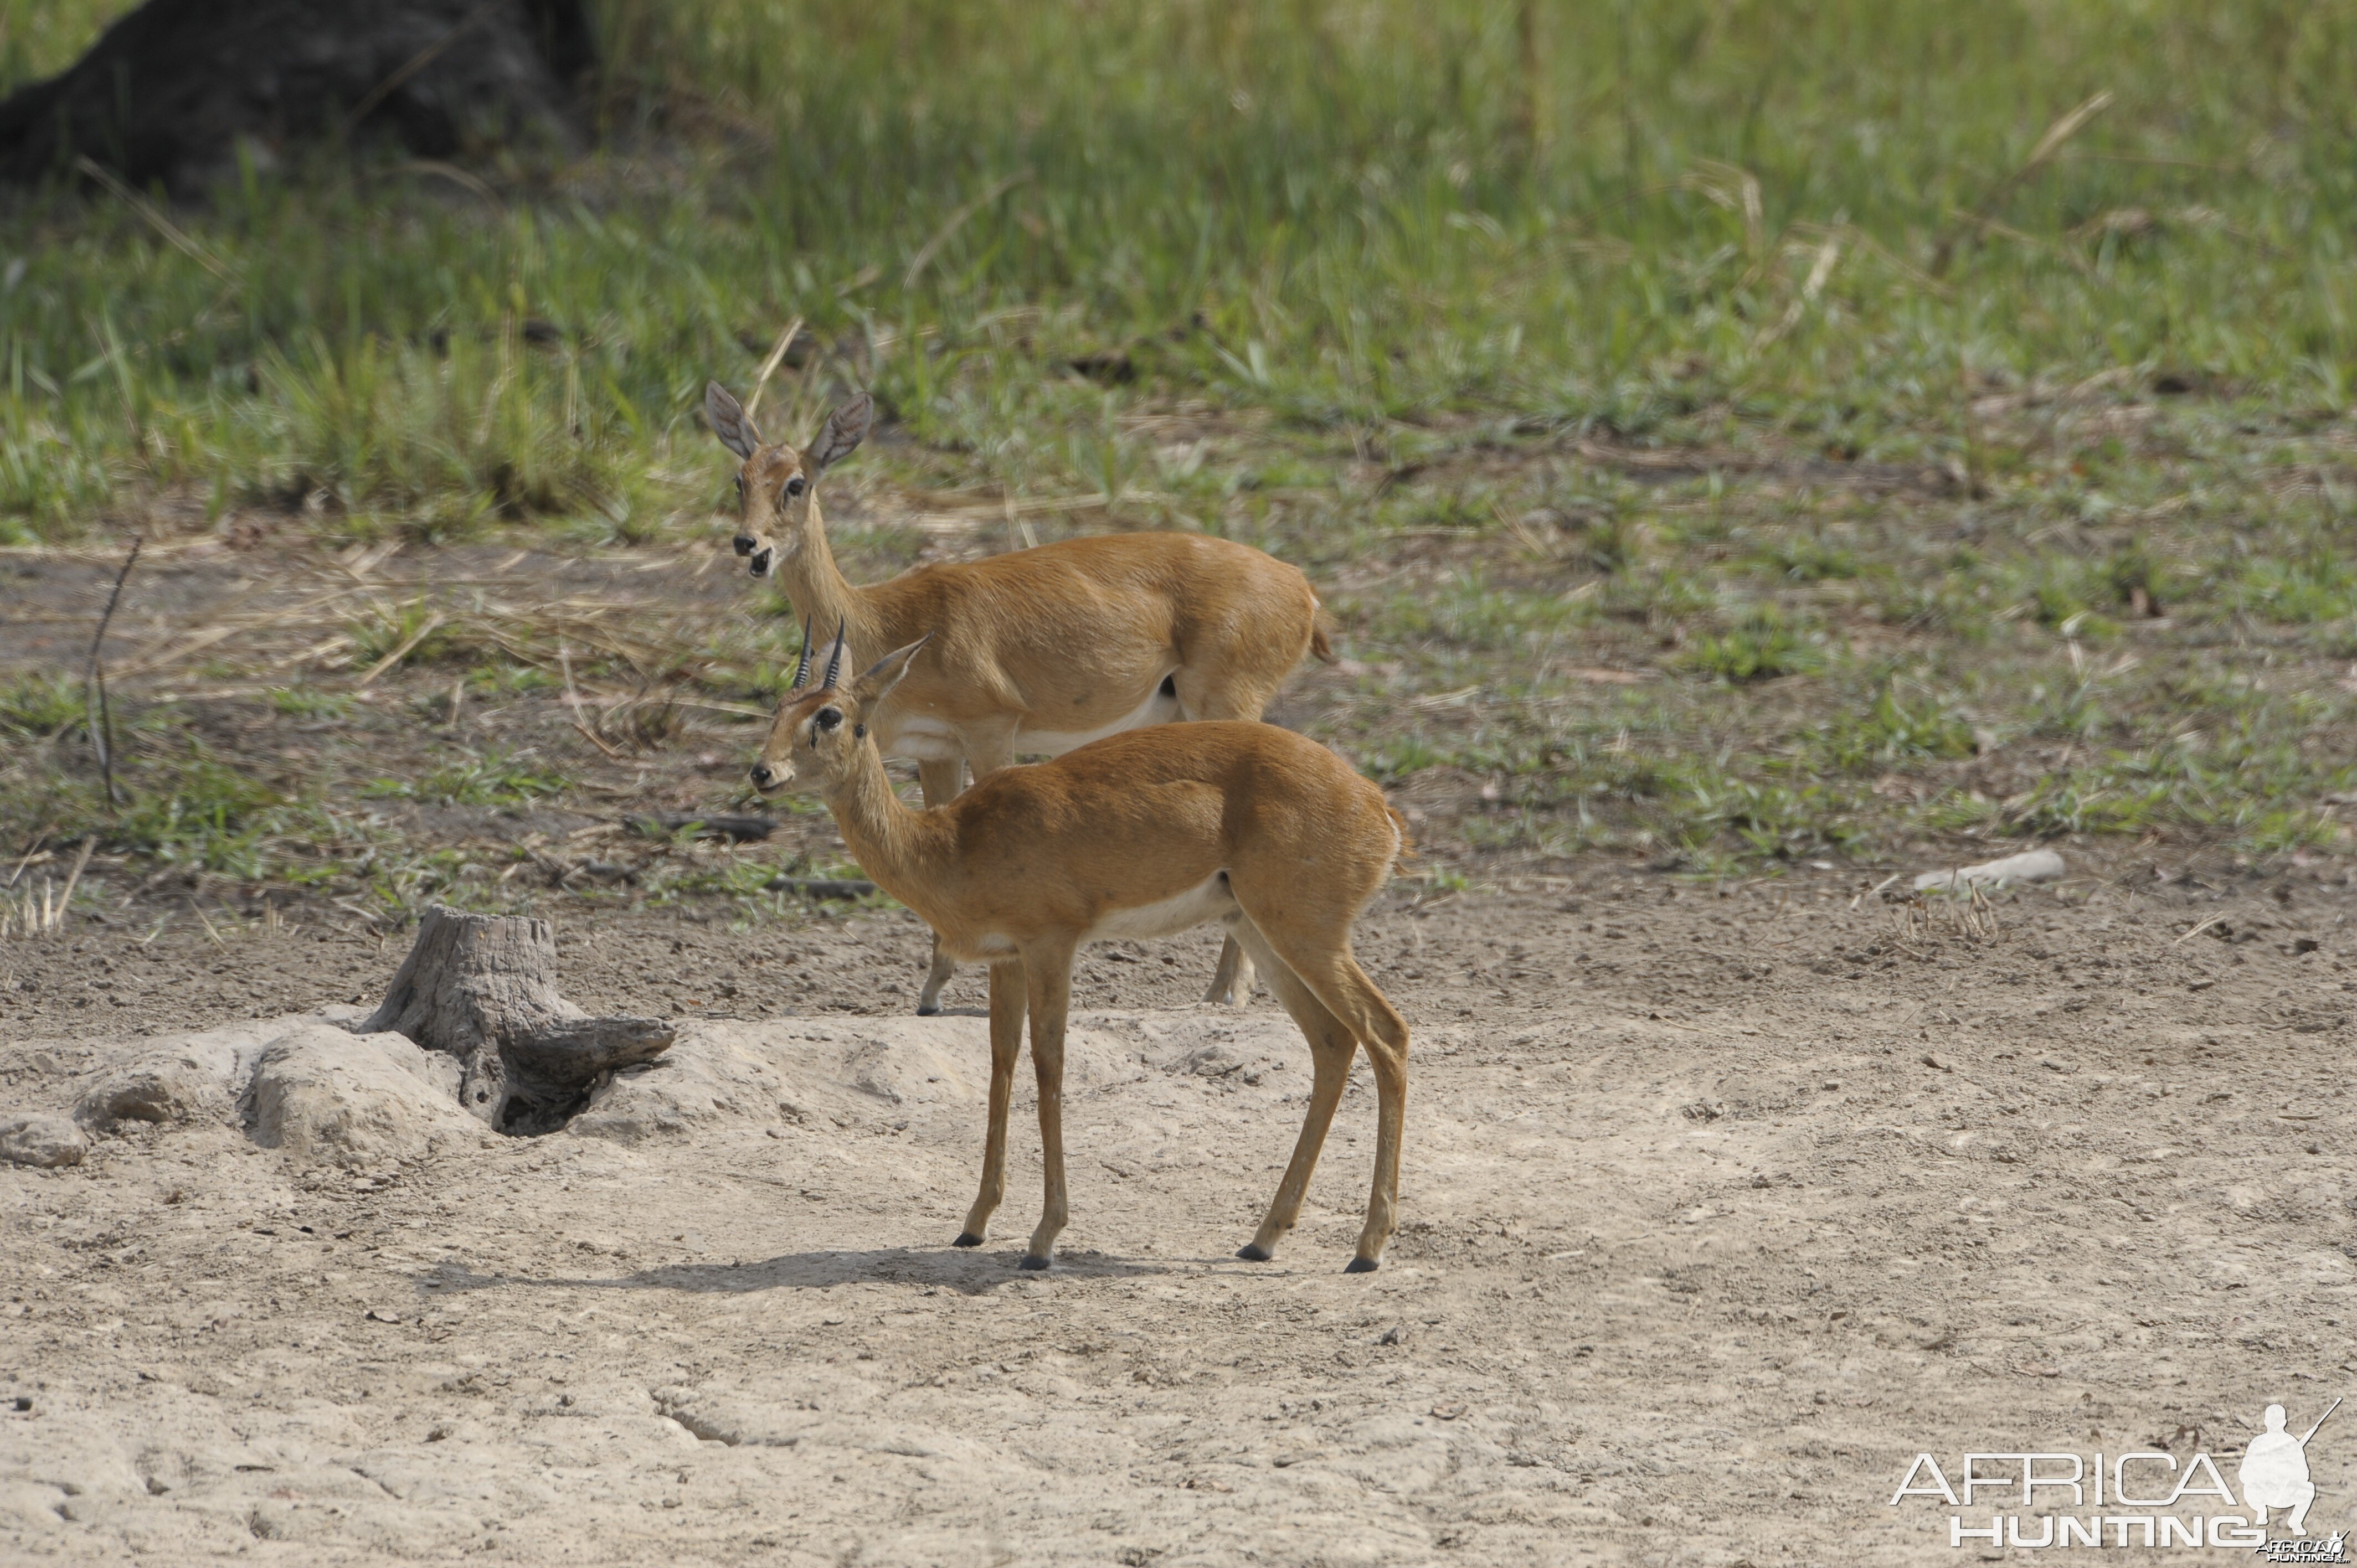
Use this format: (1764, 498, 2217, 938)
(1679, 604, 1824, 682)
(266, 685, 353, 720)
(363, 752, 571, 808)
(7, 1, 2357, 884)
(0, 672, 84, 739)
(4, 2, 2357, 539)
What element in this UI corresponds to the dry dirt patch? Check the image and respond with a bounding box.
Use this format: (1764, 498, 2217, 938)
(2, 882, 2354, 1564)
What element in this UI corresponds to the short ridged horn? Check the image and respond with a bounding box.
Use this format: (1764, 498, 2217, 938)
(822, 620, 848, 690)
(789, 621, 813, 690)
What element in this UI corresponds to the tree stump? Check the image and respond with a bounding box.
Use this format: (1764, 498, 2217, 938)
(0, 0, 596, 192)
(357, 904, 671, 1135)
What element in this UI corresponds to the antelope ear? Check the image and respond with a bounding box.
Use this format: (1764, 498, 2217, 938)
(706, 380, 763, 461)
(808, 391, 873, 471)
(851, 635, 929, 706)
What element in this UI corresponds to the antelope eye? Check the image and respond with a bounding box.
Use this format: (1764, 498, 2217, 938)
(733, 474, 743, 497)
(784, 474, 806, 499)
(814, 706, 843, 731)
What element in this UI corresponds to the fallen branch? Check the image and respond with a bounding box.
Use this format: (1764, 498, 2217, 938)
(625, 813, 780, 843)
(766, 876, 878, 901)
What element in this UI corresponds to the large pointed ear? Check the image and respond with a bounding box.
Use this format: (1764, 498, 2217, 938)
(706, 380, 764, 461)
(807, 391, 873, 472)
(851, 635, 929, 706)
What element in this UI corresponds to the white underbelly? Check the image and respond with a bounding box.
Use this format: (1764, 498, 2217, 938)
(880, 713, 965, 763)
(1016, 683, 1178, 757)
(1081, 871, 1237, 944)
(948, 872, 1236, 963)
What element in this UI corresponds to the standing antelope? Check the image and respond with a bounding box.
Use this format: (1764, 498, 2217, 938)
(707, 380, 1331, 1014)
(753, 627, 1412, 1272)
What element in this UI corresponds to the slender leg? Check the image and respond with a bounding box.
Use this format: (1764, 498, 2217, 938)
(1226, 918, 1356, 1262)
(1018, 940, 1076, 1270)
(955, 957, 1026, 1246)
(964, 726, 1018, 782)
(913, 758, 967, 1015)
(1201, 936, 1259, 1007)
(1236, 924, 1410, 1272)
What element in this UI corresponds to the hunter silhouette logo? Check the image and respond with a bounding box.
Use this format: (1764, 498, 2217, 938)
(2245, 1399, 2337, 1540)
(1888, 1395, 2345, 1554)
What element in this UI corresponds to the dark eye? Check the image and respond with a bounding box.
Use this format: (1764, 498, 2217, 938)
(784, 475, 806, 499)
(814, 706, 842, 731)
(733, 474, 743, 497)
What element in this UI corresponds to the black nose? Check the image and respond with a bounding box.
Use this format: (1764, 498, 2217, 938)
(749, 762, 775, 788)
(732, 534, 756, 557)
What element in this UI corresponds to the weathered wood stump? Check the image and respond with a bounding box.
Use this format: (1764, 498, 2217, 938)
(357, 905, 671, 1135)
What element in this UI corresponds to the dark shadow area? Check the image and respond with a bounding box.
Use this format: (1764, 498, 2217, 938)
(0, 0, 595, 192)
(412, 1244, 1167, 1299)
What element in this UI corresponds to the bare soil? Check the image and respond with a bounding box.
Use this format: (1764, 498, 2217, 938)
(4, 869, 2354, 1565)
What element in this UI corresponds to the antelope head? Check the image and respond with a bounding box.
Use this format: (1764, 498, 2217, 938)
(705, 384, 873, 579)
(749, 623, 927, 796)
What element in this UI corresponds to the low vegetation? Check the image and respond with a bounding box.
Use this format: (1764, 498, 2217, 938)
(6, 0, 2357, 923)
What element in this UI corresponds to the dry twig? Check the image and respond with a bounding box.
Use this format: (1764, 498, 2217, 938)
(1933, 90, 2114, 275)
(559, 642, 626, 760)
(743, 314, 806, 421)
(84, 537, 142, 808)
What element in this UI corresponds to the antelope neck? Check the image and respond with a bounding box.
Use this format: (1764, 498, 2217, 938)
(771, 497, 865, 643)
(820, 736, 955, 917)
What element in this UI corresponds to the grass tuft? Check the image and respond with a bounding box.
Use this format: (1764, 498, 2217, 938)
(1680, 605, 1824, 683)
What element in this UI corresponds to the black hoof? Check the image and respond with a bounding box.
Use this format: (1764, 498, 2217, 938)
(1235, 1243, 1272, 1262)
(916, 1002, 940, 1018)
(1343, 1257, 1380, 1274)
(1018, 1255, 1052, 1272)
(951, 1232, 983, 1248)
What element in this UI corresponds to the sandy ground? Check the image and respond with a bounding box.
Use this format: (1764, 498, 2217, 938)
(3, 873, 2355, 1565)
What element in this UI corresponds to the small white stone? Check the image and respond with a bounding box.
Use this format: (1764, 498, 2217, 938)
(0, 1113, 87, 1169)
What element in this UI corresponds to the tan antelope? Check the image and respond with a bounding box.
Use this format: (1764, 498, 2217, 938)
(707, 380, 1330, 1014)
(753, 627, 1412, 1272)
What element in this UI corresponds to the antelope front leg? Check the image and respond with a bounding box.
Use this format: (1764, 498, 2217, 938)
(1019, 942, 1076, 1270)
(913, 759, 966, 1016)
(955, 959, 1026, 1247)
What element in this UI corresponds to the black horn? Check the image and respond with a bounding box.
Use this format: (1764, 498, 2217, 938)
(789, 621, 813, 690)
(822, 620, 847, 689)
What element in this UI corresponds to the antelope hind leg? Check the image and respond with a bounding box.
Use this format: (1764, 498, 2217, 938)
(1233, 907, 1412, 1272)
(1201, 934, 1259, 1006)
(1314, 954, 1409, 1272)
(1227, 920, 1356, 1262)
(1018, 942, 1077, 1270)
(917, 941, 957, 1017)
